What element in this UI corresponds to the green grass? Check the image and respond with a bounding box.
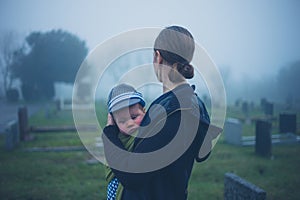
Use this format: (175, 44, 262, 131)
(189, 141, 300, 199)
(29, 109, 75, 127)
(21, 132, 83, 148)
(0, 106, 300, 199)
(1, 107, 107, 199)
(0, 148, 106, 199)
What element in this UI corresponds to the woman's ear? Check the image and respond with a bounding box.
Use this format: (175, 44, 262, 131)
(154, 50, 163, 64)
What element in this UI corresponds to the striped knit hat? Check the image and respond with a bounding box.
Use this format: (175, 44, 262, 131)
(107, 84, 145, 113)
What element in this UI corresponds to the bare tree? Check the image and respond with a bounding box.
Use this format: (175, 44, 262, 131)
(0, 31, 22, 97)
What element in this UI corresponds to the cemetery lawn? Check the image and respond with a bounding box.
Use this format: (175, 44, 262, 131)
(0, 108, 299, 199)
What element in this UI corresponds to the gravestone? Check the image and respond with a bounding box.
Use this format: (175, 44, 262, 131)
(279, 113, 296, 134)
(18, 106, 29, 141)
(45, 104, 50, 119)
(255, 120, 272, 157)
(224, 118, 242, 145)
(55, 99, 61, 111)
(250, 101, 255, 111)
(235, 99, 242, 107)
(242, 101, 249, 116)
(260, 99, 274, 116)
(224, 173, 266, 200)
(264, 102, 274, 116)
(5, 120, 19, 150)
(260, 98, 267, 109)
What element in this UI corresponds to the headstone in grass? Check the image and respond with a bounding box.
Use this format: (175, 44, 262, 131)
(224, 173, 266, 200)
(260, 99, 273, 117)
(260, 98, 267, 108)
(5, 120, 19, 150)
(255, 120, 272, 157)
(45, 104, 51, 119)
(55, 99, 61, 111)
(224, 118, 242, 145)
(279, 113, 296, 134)
(242, 101, 249, 116)
(250, 101, 254, 110)
(235, 98, 241, 107)
(264, 102, 274, 116)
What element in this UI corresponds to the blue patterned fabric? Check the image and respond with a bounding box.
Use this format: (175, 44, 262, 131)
(107, 177, 119, 200)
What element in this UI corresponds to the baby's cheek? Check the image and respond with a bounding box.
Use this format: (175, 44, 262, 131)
(135, 116, 143, 126)
(117, 125, 127, 134)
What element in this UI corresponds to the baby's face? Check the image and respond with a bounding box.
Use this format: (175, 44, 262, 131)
(113, 104, 145, 135)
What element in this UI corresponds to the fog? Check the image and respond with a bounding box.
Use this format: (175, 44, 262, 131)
(0, 0, 299, 106)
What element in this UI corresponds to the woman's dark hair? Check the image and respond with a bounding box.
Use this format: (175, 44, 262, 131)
(154, 25, 195, 82)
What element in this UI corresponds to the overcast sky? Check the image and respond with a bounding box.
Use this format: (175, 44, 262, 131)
(1, 0, 299, 83)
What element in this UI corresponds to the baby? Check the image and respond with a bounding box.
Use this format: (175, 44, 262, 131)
(105, 83, 146, 200)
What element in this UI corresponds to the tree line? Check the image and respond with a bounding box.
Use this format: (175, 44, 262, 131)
(0, 29, 88, 101)
(0, 29, 299, 104)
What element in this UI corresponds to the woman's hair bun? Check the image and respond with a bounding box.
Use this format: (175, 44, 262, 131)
(178, 63, 194, 79)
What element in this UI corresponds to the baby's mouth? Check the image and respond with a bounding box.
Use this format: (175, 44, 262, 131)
(128, 127, 138, 135)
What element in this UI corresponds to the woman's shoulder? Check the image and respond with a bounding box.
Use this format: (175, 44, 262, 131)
(150, 84, 195, 113)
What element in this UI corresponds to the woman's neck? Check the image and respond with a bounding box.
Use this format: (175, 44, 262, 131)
(163, 80, 187, 93)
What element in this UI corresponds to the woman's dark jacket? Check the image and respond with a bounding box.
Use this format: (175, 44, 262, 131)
(103, 84, 210, 200)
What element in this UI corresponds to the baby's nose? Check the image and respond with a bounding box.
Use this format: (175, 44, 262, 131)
(127, 119, 135, 127)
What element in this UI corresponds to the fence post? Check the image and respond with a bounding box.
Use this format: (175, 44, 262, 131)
(18, 106, 29, 141)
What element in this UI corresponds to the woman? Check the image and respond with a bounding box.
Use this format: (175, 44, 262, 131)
(103, 25, 210, 200)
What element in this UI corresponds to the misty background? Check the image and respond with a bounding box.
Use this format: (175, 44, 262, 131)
(0, 0, 299, 106)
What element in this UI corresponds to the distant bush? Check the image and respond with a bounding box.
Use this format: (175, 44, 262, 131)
(6, 88, 19, 102)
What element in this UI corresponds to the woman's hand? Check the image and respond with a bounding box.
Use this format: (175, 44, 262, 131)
(106, 113, 115, 126)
